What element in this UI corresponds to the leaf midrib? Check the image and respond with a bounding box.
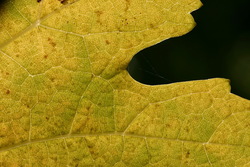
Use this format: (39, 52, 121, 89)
(0, 132, 248, 153)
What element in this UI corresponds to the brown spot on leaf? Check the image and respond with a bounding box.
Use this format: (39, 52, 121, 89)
(50, 78, 55, 82)
(5, 72, 9, 75)
(90, 127, 94, 132)
(88, 144, 94, 149)
(117, 27, 121, 32)
(37, 0, 42, 3)
(149, 24, 155, 28)
(95, 10, 103, 16)
(105, 40, 110, 45)
(185, 127, 190, 133)
(43, 54, 48, 59)
(6, 90, 10, 94)
(95, 10, 103, 24)
(48, 37, 56, 47)
(185, 150, 190, 158)
(58, 0, 68, 4)
(86, 106, 91, 111)
(155, 104, 160, 108)
(165, 124, 171, 128)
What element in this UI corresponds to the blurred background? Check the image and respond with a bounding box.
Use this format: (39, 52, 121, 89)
(128, 0, 250, 100)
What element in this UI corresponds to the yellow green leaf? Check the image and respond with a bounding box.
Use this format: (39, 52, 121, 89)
(0, 0, 250, 166)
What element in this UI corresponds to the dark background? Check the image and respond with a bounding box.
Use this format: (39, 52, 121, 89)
(128, 0, 250, 100)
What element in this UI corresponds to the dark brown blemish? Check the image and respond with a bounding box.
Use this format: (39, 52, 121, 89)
(124, 18, 129, 25)
(154, 103, 160, 108)
(50, 78, 55, 82)
(5, 72, 9, 75)
(88, 144, 94, 149)
(165, 123, 171, 128)
(105, 40, 110, 45)
(59, 0, 68, 5)
(86, 106, 91, 111)
(6, 90, 10, 95)
(47, 37, 56, 47)
(155, 104, 160, 107)
(95, 10, 103, 16)
(43, 54, 48, 59)
(149, 24, 155, 28)
(37, 0, 42, 3)
(116, 27, 122, 32)
(185, 150, 190, 158)
(95, 10, 103, 24)
(46, 117, 49, 120)
(185, 127, 190, 133)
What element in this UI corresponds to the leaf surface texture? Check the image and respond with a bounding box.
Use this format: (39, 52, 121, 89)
(0, 0, 250, 166)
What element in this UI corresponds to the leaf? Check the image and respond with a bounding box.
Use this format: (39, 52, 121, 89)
(0, 0, 250, 166)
